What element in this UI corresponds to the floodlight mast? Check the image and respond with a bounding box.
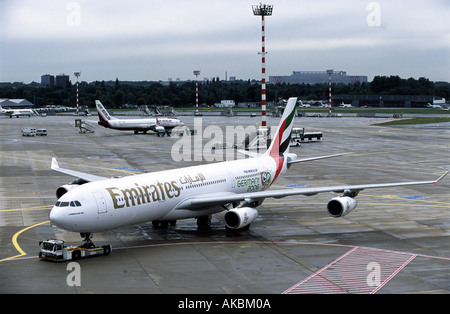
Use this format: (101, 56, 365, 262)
(74, 72, 81, 115)
(253, 3, 273, 128)
(326, 69, 334, 114)
(193, 70, 200, 115)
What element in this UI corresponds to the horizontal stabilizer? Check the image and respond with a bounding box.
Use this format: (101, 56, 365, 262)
(237, 150, 263, 158)
(288, 152, 353, 164)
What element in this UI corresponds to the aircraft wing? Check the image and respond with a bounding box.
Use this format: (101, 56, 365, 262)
(51, 158, 108, 182)
(176, 170, 449, 210)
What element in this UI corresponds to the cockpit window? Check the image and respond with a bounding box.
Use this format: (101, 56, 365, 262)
(55, 201, 81, 207)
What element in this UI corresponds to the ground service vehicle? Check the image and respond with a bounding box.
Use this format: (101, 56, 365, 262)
(21, 127, 36, 136)
(290, 127, 323, 146)
(36, 128, 47, 136)
(38, 239, 111, 261)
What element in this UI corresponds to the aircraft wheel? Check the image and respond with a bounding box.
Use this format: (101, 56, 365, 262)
(72, 250, 81, 260)
(152, 221, 169, 229)
(102, 245, 112, 255)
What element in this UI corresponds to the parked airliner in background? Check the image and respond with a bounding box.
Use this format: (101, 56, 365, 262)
(0, 105, 35, 118)
(50, 97, 448, 244)
(95, 100, 184, 134)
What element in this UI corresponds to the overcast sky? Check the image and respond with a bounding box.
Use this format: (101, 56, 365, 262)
(1, 0, 449, 84)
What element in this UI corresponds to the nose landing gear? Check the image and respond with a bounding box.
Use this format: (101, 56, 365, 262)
(80, 233, 95, 248)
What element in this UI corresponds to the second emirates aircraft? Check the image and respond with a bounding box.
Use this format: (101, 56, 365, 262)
(50, 98, 448, 240)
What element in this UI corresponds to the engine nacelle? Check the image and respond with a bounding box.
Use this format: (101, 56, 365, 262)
(56, 184, 79, 199)
(154, 125, 165, 132)
(224, 207, 258, 230)
(327, 196, 357, 217)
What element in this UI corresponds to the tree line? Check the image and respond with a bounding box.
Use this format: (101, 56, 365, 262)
(0, 76, 448, 108)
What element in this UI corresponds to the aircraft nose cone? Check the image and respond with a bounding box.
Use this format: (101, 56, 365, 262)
(49, 207, 68, 229)
(49, 207, 59, 223)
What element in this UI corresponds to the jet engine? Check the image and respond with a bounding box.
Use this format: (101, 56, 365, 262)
(56, 184, 80, 199)
(224, 207, 258, 230)
(55, 178, 89, 199)
(327, 196, 357, 217)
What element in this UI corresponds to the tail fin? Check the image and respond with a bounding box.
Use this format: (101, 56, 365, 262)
(265, 97, 297, 157)
(95, 100, 116, 123)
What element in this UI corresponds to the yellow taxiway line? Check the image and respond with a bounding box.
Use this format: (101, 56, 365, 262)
(0, 220, 50, 263)
(0, 204, 53, 213)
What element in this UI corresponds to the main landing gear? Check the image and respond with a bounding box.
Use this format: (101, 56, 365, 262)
(196, 216, 211, 231)
(151, 216, 212, 231)
(152, 220, 177, 229)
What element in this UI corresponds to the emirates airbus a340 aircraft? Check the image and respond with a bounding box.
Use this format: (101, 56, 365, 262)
(96, 100, 184, 134)
(50, 97, 448, 243)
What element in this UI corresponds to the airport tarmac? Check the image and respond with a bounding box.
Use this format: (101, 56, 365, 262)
(0, 112, 449, 294)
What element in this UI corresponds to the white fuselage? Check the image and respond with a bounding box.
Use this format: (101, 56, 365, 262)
(95, 100, 184, 132)
(50, 155, 282, 233)
(101, 117, 183, 131)
(106, 118, 157, 130)
(0, 108, 34, 117)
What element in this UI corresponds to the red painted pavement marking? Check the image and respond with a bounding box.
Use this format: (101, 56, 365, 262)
(283, 246, 417, 294)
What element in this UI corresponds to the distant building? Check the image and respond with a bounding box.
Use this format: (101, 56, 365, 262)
(55, 74, 70, 87)
(41, 74, 55, 86)
(0, 99, 35, 108)
(237, 101, 259, 108)
(214, 100, 235, 107)
(332, 94, 434, 108)
(270, 71, 368, 85)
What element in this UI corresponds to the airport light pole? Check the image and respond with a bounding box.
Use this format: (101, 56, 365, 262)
(326, 69, 333, 115)
(74, 71, 81, 115)
(253, 3, 273, 128)
(193, 70, 200, 116)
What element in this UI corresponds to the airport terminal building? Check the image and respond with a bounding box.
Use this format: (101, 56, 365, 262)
(0, 98, 34, 109)
(270, 71, 368, 85)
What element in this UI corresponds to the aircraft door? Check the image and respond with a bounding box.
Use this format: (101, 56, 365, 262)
(230, 172, 237, 189)
(93, 191, 108, 214)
